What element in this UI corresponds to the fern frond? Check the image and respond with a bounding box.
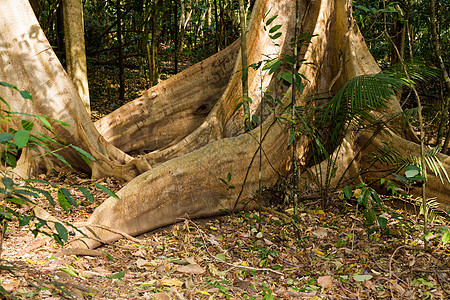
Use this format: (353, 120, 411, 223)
(419, 197, 438, 222)
(401, 108, 418, 128)
(369, 142, 404, 166)
(383, 60, 441, 87)
(325, 73, 402, 122)
(406, 145, 450, 184)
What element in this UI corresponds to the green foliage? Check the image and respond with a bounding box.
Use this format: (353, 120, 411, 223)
(0, 83, 118, 297)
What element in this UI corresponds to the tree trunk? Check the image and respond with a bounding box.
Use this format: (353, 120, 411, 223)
(117, 0, 125, 100)
(62, 0, 90, 114)
(1, 0, 449, 250)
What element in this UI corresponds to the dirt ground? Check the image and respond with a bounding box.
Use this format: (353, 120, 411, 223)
(1, 172, 449, 299)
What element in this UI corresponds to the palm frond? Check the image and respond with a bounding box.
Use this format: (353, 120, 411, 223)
(369, 141, 404, 166)
(383, 60, 441, 86)
(406, 145, 450, 184)
(401, 108, 418, 128)
(324, 73, 402, 122)
(419, 197, 438, 222)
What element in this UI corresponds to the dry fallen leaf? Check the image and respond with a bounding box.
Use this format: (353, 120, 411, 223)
(160, 278, 183, 287)
(317, 275, 333, 289)
(136, 258, 157, 269)
(312, 228, 328, 238)
(151, 292, 171, 300)
(177, 263, 205, 274)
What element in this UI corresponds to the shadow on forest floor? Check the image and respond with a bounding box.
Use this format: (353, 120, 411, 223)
(1, 172, 449, 299)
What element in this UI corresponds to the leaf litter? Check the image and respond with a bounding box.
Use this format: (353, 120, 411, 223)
(0, 173, 449, 299)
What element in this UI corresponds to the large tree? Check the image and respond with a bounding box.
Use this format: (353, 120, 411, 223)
(0, 0, 448, 249)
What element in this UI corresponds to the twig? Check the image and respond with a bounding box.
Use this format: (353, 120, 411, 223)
(183, 218, 283, 275)
(56, 248, 106, 257)
(389, 245, 407, 280)
(259, 206, 291, 221)
(86, 224, 143, 244)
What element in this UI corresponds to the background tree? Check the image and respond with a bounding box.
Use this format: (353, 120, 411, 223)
(62, 0, 90, 113)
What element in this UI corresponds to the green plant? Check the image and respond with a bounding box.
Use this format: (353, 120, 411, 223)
(0, 82, 117, 297)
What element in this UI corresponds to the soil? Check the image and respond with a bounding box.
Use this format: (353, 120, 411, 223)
(1, 172, 449, 299)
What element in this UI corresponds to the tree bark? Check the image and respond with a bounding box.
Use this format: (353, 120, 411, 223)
(62, 0, 90, 114)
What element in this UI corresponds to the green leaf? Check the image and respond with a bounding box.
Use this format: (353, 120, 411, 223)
(269, 32, 282, 40)
(51, 152, 72, 168)
(4, 153, 17, 168)
(215, 253, 226, 261)
(227, 172, 231, 182)
(442, 230, 450, 245)
(19, 90, 33, 100)
(14, 189, 39, 198)
(363, 209, 376, 225)
(95, 183, 119, 199)
(269, 24, 282, 33)
(278, 72, 293, 84)
(77, 186, 94, 203)
(60, 188, 78, 207)
(0, 211, 12, 220)
(2, 177, 14, 190)
(14, 129, 30, 148)
(404, 165, 420, 178)
(21, 120, 34, 131)
(54, 222, 68, 242)
(355, 5, 371, 12)
(110, 271, 125, 279)
(19, 215, 32, 227)
(377, 216, 388, 228)
(288, 130, 295, 145)
(37, 115, 52, 129)
(265, 15, 277, 26)
(0, 132, 14, 143)
(59, 266, 79, 278)
(24, 186, 55, 207)
(57, 189, 71, 213)
(6, 197, 27, 205)
(24, 178, 54, 186)
(262, 59, 281, 74)
(353, 274, 373, 282)
(0, 82, 17, 89)
(70, 145, 96, 162)
(343, 186, 352, 199)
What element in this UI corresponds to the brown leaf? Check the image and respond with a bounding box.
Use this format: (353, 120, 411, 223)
(317, 275, 333, 289)
(151, 292, 171, 300)
(176, 263, 205, 274)
(160, 278, 183, 287)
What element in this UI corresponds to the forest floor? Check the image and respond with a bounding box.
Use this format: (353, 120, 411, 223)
(1, 171, 450, 299)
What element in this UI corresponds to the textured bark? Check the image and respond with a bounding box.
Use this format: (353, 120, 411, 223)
(62, 0, 90, 114)
(0, 0, 150, 181)
(95, 40, 239, 154)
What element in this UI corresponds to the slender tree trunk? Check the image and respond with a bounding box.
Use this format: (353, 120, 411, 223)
(149, 0, 158, 86)
(117, 0, 125, 100)
(62, 0, 90, 114)
(213, 0, 220, 52)
(430, 0, 450, 152)
(238, 0, 250, 130)
(174, 0, 179, 74)
(56, 1, 64, 57)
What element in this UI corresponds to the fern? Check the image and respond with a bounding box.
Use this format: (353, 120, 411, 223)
(406, 145, 450, 184)
(383, 59, 441, 86)
(419, 197, 438, 222)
